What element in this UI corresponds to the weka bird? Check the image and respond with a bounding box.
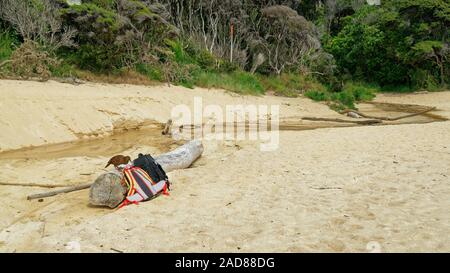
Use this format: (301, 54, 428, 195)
(105, 155, 131, 169)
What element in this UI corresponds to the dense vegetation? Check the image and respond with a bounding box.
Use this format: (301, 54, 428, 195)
(0, 0, 449, 109)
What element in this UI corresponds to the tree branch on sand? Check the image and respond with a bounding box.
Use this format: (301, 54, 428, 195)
(302, 117, 382, 125)
(303, 105, 437, 125)
(0, 181, 74, 188)
(340, 106, 436, 121)
(27, 183, 92, 200)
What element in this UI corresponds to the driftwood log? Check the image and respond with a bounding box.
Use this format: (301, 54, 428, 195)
(89, 139, 204, 208)
(340, 106, 436, 121)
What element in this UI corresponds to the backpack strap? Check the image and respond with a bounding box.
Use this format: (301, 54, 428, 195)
(122, 167, 136, 196)
(162, 182, 170, 196)
(118, 199, 139, 209)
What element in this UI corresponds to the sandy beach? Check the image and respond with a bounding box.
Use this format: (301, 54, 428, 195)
(0, 79, 449, 252)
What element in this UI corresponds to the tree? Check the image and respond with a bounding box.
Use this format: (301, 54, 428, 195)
(326, 0, 450, 88)
(255, 5, 321, 74)
(412, 41, 447, 85)
(0, 0, 76, 52)
(60, 0, 177, 70)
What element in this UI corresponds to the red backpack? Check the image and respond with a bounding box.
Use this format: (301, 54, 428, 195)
(118, 166, 169, 208)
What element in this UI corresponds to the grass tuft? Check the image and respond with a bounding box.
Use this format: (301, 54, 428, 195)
(193, 70, 265, 95)
(305, 82, 377, 109)
(0, 29, 18, 62)
(260, 73, 327, 97)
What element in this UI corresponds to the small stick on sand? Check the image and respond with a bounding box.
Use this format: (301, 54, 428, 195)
(302, 117, 382, 125)
(162, 119, 172, 135)
(27, 183, 92, 200)
(0, 182, 73, 188)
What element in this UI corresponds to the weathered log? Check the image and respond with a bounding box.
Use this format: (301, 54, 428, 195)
(154, 139, 204, 173)
(89, 140, 204, 208)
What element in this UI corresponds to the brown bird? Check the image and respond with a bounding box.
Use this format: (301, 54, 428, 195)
(105, 155, 131, 169)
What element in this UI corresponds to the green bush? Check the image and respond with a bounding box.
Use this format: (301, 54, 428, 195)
(60, 3, 124, 71)
(305, 82, 377, 110)
(379, 85, 416, 93)
(262, 73, 327, 97)
(342, 82, 377, 101)
(49, 61, 78, 78)
(67, 44, 125, 71)
(216, 60, 239, 73)
(83, 0, 116, 9)
(331, 83, 377, 109)
(305, 90, 329, 101)
(8, 40, 59, 80)
(135, 63, 164, 82)
(166, 40, 195, 65)
(166, 39, 217, 71)
(195, 50, 216, 70)
(171, 63, 198, 89)
(325, 1, 449, 89)
(193, 70, 265, 95)
(0, 29, 18, 62)
(61, 1, 176, 72)
(331, 92, 356, 109)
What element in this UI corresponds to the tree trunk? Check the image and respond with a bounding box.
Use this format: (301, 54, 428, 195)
(433, 50, 445, 85)
(154, 139, 204, 173)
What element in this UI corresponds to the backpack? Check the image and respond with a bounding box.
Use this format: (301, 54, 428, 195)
(133, 153, 169, 187)
(118, 154, 170, 208)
